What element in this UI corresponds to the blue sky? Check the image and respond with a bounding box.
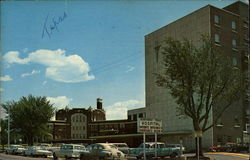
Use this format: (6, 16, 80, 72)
(0, 0, 245, 120)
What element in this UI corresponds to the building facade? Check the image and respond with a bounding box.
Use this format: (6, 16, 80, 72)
(128, 107, 146, 121)
(51, 98, 106, 142)
(145, 1, 249, 150)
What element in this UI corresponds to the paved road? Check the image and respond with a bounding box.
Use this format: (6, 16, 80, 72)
(205, 152, 250, 160)
(0, 153, 51, 160)
(1, 152, 250, 160)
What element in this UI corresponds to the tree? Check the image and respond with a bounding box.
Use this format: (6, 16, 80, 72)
(0, 119, 8, 147)
(1, 95, 55, 145)
(156, 35, 244, 157)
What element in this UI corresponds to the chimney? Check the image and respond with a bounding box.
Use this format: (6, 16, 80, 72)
(97, 98, 103, 110)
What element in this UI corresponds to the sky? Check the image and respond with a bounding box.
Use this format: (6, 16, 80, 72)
(0, 0, 247, 120)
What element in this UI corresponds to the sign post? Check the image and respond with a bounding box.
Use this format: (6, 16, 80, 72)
(138, 119, 163, 159)
(143, 132, 146, 160)
(155, 132, 157, 158)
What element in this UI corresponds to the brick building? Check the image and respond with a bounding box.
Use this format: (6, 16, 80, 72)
(50, 98, 105, 143)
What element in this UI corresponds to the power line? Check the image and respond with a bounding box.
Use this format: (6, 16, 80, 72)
(91, 52, 144, 74)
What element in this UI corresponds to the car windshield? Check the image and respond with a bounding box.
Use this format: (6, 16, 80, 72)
(109, 145, 118, 149)
(74, 146, 84, 150)
(62, 145, 73, 150)
(116, 144, 128, 148)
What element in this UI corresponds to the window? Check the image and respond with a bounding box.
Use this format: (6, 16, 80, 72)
(120, 123, 125, 129)
(214, 15, 220, 24)
(128, 115, 131, 120)
(232, 57, 237, 66)
(232, 21, 236, 30)
(133, 114, 137, 121)
(246, 109, 250, 116)
(214, 34, 220, 43)
(139, 113, 143, 118)
(216, 117, 223, 127)
(232, 39, 237, 48)
(234, 115, 239, 124)
(155, 46, 160, 63)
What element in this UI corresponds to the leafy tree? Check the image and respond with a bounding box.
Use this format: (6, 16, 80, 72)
(1, 95, 55, 145)
(156, 35, 244, 157)
(0, 119, 8, 148)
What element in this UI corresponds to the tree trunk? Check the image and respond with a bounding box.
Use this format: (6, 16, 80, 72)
(195, 137, 204, 157)
(27, 135, 34, 146)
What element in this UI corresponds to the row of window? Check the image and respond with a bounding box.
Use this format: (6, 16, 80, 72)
(214, 15, 237, 30)
(72, 126, 86, 130)
(128, 113, 146, 121)
(214, 33, 237, 48)
(71, 114, 86, 122)
(91, 123, 126, 130)
(72, 134, 86, 139)
(217, 115, 240, 126)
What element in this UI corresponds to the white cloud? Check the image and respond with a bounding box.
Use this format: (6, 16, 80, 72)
(47, 96, 72, 109)
(0, 88, 3, 92)
(0, 75, 12, 81)
(106, 99, 144, 120)
(3, 51, 29, 64)
(21, 70, 40, 77)
(126, 66, 135, 73)
(4, 49, 95, 83)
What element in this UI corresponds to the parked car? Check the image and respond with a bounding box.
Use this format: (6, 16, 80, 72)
(111, 143, 129, 155)
(15, 146, 27, 155)
(5, 145, 24, 155)
(210, 143, 236, 152)
(165, 144, 186, 152)
(230, 144, 249, 152)
(53, 144, 86, 159)
(23, 146, 53, 158)
(128, 142, 180, 159)
(80, 143, 125, 160)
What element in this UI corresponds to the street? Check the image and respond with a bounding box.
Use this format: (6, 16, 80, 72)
(0, 153, 50, 160)
(0, 153, 250, 160)
(205, 152, 250, 160)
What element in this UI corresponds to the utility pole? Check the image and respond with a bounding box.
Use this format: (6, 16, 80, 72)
(8, 113, 10, 146)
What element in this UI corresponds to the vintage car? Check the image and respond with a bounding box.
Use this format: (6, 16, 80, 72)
(15, 146, 27, 155)
(5, 145, 24, 155)
(165, 144, 186, 152)
(111, 143, 129, 155)
(23, 146, 53, 158)
(80, 143, 125, 160)
(128, 142, 180, 159)
(210, 142, 236, 152)
(53, 144, 86, 159)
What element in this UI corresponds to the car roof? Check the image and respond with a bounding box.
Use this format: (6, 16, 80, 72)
(95, 143, 115, 146)
(145, 142, 165, 145)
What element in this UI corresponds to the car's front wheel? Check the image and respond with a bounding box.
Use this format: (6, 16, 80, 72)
(170, 152, 177, 158)
(53, 153, 58, 160)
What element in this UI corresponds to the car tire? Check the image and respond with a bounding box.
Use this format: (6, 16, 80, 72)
(170, 152, 177, 158)
(53, 153, 58, 160)
(147, 154, 154, 159)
